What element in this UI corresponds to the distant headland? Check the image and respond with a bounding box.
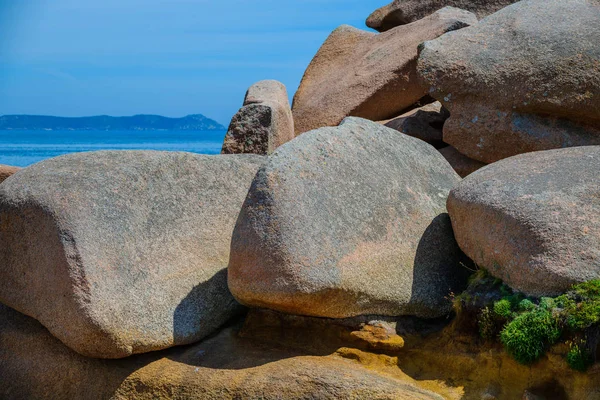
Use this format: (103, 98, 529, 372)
(0, 114, 225, 131)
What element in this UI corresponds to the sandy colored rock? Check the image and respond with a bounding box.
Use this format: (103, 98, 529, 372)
(447, 146, 600, 296)
(439, 146, 487, 177)
(0, 164, 20, 184)
(418, 0, 600, 164)
(0, 303, 444, 400)
(0, 151, 264, 358)
(366, 0, 518, 31)
(291, 7, 477, 135)
(222, 80, 294, 155)
(228, 118, 469, 319)
(384, 101, 448, 147)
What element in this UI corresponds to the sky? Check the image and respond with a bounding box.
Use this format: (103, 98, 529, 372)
(0, 0, 386, 126)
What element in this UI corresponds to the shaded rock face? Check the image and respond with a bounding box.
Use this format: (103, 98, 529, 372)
(0, 164, 20, 184)
(447, 146, 600, 296)
(0, 151, 264, 358)
(439, 146, 487, 178)
(366, 0, 518, 31)
(222, 80, 294, 154)
(384, 101, 449, 148)
(0, 303, 444, 400)
(417, 0, 600, 164)
(228, 118, 469, 319)
(291, 7, 477, 135)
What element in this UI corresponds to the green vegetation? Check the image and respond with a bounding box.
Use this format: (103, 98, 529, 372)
(493, 299, 513, 319)
(455, 272, 600, 371)
(567, 341, 594, 372)
(500, 308, 561, 364)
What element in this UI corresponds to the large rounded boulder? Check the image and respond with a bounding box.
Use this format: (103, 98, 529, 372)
(0, 151, 264, 358)
(448, 146, 600, 296)
(417, 0, 600, 164)
(291, 7, 477, 135)
(228, 117, 469, 319)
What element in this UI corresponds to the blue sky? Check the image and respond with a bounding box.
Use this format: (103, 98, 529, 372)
(0, 0, 385, 125)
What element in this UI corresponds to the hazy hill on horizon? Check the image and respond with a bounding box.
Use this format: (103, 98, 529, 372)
(0, 114, 225, 131)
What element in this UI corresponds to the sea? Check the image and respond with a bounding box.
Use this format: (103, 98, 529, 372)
(0, 130, 227, 167)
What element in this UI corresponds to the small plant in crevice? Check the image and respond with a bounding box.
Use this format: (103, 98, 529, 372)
(566, 340, 594, 372)
(455, 272, 600, 370)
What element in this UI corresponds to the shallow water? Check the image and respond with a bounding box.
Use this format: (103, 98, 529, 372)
(0, 130, 227, 167)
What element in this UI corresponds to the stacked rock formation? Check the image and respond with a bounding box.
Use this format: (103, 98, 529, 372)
(222, 80, 294, 155)
(2, 0, 600, 398)
(417, 0, 600, 163)
(291, 7, 477, 135)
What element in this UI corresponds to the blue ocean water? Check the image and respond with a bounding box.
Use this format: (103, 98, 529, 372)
(0, 130, 227, 167)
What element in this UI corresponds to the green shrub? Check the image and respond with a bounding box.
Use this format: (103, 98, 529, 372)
(539, 297, 556, 310)
(494, 299, 513, 319)
(566, 341, 594, 372)
(565, 301, 600, 330)
(518, 299, 536, 312)
(573, 280, 600, 299)
(500, 309, 561, 364)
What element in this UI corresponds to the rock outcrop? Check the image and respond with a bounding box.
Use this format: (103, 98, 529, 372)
(222, 80, 295, 154)
(447, 146, 600, 296)
(228, 118, 469, 319)
(0, 303, 445, 400)
(0, 164, 20, 184)
(366, 0, 519, 31)
(383, 101, 448, 148)
(418, 0, 600, 164)
(439, 146, 486, 178)
(0, 151, 264, 358)
(291, 7, 477, 135)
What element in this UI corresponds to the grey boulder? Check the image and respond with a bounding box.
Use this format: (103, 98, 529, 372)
(228, 118, 469, 319)
(366, 0, 519, 31)
(222, 80, 295, 155)
(448, 146, 600, 296)
(418, 0, 600, 164)
(0, 151, 264, 358)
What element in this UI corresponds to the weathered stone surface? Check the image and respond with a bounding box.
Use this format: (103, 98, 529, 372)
(0, 164, 20, 184)
(0, 303, 444, 400)
(291, 7, 477, 135)
(366, 0, 518, 31)
(439, 146, 486, 178)
(384, 101, 448, 147)
(447, 146, 600, 296)
(228, 118, 469, 319)
(418, 0, 600, 164)
(0, 151, 264, 358)
(222, 80, 294, 154)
